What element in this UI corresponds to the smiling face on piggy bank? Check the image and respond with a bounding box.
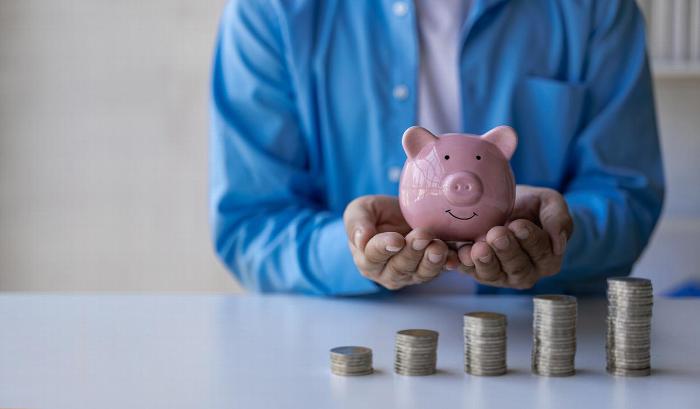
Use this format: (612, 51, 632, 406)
(399, 126, 517, 242)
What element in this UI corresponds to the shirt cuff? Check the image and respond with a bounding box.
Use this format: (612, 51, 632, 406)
(315, 217, 380, 295)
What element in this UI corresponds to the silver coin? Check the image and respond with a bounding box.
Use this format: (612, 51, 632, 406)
(466, 366, 507, 373)
(606, 277, 654, 377)
(607, 366, 651, 377)
(330, 360, 372, 367)
(463, 312, 508, 376)
(330, 367, 374, 375)
(464, 312, 507, 325)
(394, 329, 438, 376)
(463, 327, 506, 334)
(466, 351, 506, 356)
(395, 356, 437, 363)
(330, 365, 373, 372)
(329, 346, 373, 376)
(607, 277, 652, 286)
(330, 368, 373, 376)
(466, 361, 507, 366)
(466, 368, 507, 376)
(394, 366, 436, 376)
(396, 329, 438, 339)
(532, 295, 578, 377)
(330, 354, 372, 361)
(465, 336, 508, 346)
(394, 339, 438, 347)
(533, 369, 575, 377)
(330, 346, 371, 356)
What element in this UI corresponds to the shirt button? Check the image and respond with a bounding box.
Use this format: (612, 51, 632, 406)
(393, 84, 409, 101)
(388, 166, 402, 183)
(392, 1, 408, 17)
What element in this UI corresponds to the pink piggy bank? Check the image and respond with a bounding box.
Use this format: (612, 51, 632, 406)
(399, 126, 518, 242)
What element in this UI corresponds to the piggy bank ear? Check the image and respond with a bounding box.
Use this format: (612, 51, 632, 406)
(402, 126, 437, 159)
(482, 126, 518, 160)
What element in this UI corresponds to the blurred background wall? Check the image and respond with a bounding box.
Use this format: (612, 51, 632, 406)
(0, 1, 698, 293)
(0, 0, 238, 291)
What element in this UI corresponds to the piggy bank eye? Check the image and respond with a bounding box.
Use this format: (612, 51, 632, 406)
(476, 155, 481, 160)
(444, 155, 450, 160)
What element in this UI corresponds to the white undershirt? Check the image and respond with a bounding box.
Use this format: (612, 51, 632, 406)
(406, 0, 476, 294)
(415, 0, 472, 135)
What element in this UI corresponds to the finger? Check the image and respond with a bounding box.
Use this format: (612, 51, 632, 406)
(445, 252, 476, 278)
(508, 219, 561, 277)
(351, 250, 381, 281)
(413, 240, 448, 283)
(349, 237, 373, 277)
(377, 270, 411, 290)
(451, 245, 475, 277)
(485, 226, 534, 282)
(352, 233, 404, 285)
(445, 249, 462, 271)
(471, 241, 505, 284)
(384, 229, 436, 275)
(343, 196, 379, 251)
(457, 244, 475, 269)
(357, 232, 405, 274)
(510, 274, 538, 290)
(538, 190, 574, 256)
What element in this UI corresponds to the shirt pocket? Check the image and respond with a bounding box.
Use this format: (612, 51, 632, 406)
(511, 76, 587, 188)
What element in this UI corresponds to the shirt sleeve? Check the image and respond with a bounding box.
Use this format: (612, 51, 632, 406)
(556, 0, 665, 285)
(209, 0, 379, 295)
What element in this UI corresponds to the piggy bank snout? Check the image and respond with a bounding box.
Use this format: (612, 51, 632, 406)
(442, 172, 483, 206)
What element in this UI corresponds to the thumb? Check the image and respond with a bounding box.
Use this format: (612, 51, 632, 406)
(343, 197, 379, 251)
(538, 190, 574, 256)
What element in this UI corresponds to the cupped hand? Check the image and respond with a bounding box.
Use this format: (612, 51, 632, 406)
(343, 195, 449, 290)
(455, 185, 574, 289)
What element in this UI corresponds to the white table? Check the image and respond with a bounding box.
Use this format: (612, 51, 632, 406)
(1, 294, 699, 408)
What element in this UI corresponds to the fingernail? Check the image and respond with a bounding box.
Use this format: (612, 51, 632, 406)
(353, 229, 363, 248)
(412, 239, 430, 251)
(514, 226, 530, 240)
(493, 236, 510, 250)
(386, 244, 403, 253)
(555, 231, 567, 256)
(428, 252, 444, 264)
(463, 257, 475, 267)
(478, 252, 493, 264)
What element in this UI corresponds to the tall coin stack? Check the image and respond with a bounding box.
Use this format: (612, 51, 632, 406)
(606, 277, 653, 377)
(394, 329, 439, 376)
(463, 312, 507, 376)
(329, 346, 373, 376)
(531, 295, 578, 376)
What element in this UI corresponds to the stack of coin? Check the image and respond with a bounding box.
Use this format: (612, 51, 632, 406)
(463, 312, 507, 376)
(329, 346, 373, 376)
(394, 329, 439, 376)
(531, 295, 578, 377)
(606, 277, 653, 377)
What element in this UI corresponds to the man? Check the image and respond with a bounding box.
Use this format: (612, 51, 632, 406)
(209, 0, 664, 295)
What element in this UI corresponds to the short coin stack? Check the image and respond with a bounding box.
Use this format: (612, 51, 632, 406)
(606, 277, 653, 377)
(394, 329, 439, 376)
(463, 312, 507, 376)
(531, 295, 578, 376)
(329, 346, 373, 376)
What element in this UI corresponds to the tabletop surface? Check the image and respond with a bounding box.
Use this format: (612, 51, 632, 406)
(1, 293, 699, 409)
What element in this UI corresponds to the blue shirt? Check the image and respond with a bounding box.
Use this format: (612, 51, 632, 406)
(209, 0, 665, 295)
